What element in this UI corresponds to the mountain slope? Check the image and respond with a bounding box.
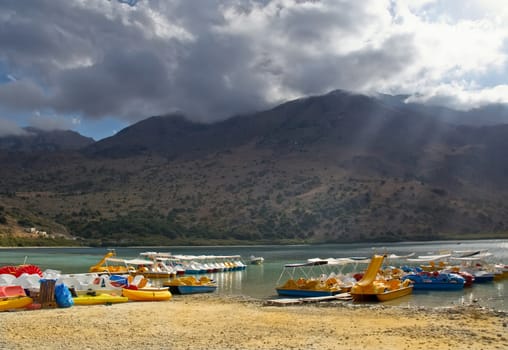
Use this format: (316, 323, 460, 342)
(1, 91, 508, 245)
(88, 90, 508, 188)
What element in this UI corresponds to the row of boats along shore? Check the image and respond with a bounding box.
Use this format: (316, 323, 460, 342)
(0, 248, 507, 311)
(276, 249, 507, 302)
(0, 250, 254, 310)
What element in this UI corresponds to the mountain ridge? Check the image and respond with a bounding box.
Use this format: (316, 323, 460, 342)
(1, 90, 507, 245)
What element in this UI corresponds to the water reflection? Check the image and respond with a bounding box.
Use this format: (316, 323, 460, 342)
(214, 270, 244, 295)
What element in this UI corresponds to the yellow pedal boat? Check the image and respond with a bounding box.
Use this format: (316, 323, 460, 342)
(122, 287, 172, 301)
(0, 296, 33, 311)
(350, 254, 413, 302)
(73, 293, 129, 306)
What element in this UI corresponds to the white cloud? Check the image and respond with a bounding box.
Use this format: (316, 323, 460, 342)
(406, 83, 508, 110)
(385, 0, 508, 109)
(0, 117, 28, 136)
(28, 113, 74, 131)
(412, 0, 508, 23)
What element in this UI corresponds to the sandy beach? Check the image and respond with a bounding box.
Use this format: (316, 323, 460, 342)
(1, 294, 506, 350)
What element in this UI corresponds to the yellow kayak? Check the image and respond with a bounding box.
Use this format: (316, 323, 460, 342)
(73, 293, 128, 306)
(0, 296, 33, 311)
(122, 287, 172, 301)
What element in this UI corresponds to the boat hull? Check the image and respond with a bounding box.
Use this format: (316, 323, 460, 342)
(163, 276, 217, 294)
(131, 272, 176, 279)
(403, 273, 465, 290)
(73, 293, 128, 305)
(249, 257, 264, 265)
(276, 288, 337, 298)
(473, 275, 494, 283)
(122, 288, 172, 301)
(410, 282, 464, 290)
(351, 286, 413, 302)
(375, 286, 413, 301)
(168, 285, 217, 295)
(0, 296, 33, 311)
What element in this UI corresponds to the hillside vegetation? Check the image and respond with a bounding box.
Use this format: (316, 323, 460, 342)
(1, 91, 508, 245)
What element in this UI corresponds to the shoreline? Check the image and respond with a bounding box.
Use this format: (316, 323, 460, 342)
(1, 294, 506, 349)
(1, 237, 507, 249)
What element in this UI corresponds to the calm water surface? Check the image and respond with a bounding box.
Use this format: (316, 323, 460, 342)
(1, 239, 506, 311)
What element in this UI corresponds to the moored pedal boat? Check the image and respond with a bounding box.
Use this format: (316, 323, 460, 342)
(402, 272, 465, 290)
(350, 254, 414, 302)
(73, 292, 128, 305)
(167, 284, 217, 295)
(122, 287, 172, 301)
(442, 268, 475, 287)
(374, 285, 414, 302)
(275, 260, 351, 298)
(163, 276, 217, 295)
(249, 256, 264, 265)
(127, 253, 177, 279)
(0, 285, 34, 311)
(89, 250, 133, 275)
(450, 252, 498, 283)
(494, 264, 508, 279)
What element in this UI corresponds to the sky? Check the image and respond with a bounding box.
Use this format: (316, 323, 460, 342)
(0, 0, 507, 140)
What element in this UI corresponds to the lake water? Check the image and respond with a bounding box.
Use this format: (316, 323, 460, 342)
(1, 239, 507, 311)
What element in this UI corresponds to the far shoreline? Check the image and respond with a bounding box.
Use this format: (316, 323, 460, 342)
(1, 236, 507, 249)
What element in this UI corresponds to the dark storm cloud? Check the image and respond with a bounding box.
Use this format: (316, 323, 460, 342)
(0, 0, 419, 126)
(280, 34, 415, 95)
(0, 0, 100, 80)
(168, 32, 268, 119)
(279, 0, 372, 41)
(53, 49, 172, 117)
(0, 80, 47, 110)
